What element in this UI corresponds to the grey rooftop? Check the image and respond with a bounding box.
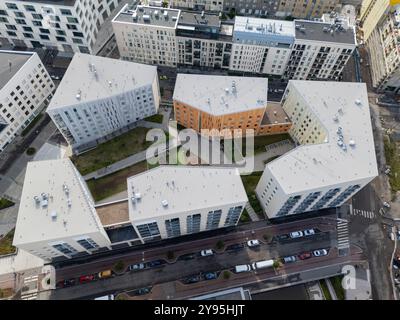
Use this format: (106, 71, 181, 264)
(0, 51, 33, 90)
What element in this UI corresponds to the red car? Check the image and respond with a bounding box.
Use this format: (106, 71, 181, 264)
(298, 252, 312, 260)
(79, 275, 95, 284)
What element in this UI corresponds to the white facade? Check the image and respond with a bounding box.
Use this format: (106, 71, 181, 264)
(127, 166, 248, 242)
(47, 53, 160, 152)
(13, 159, 112, 261)
(14, 161, 248, 260)
(256, 81, 378, 219)
(0, 50, 54, 152)
(367, 5, 400, 94)
(113, 6, 355, 81)
(0, 0, 121, 54)
(170, 0, 224, 11)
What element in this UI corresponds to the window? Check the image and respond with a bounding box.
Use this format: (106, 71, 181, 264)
(32, 20, 42, 26)
(51, 242, 78, 256)
(73, 31, 83, 38)
(40, 34, 50, 40)
(5, 24, 16, 30)
(76, 237, 99, 250)
(136, 222, 160, 238)
(0, 10, 8, 16)
(206, 210, 222, 230)
(56, 29, 66, 36)
(23, 26, 33, 32)
(56, 36, 66, 42)
(186, 214, 201, 234)
(14, 11, 25, 18)
(24, 5, 35, 12)
(7, 31, 16, 36)
(15, 18, 26, 24)
(67, 17, 78, 23)
(224, 206, 243, 226)
(165, 218, 181, 238)
(39, 28, 50, 34)
(32, 13, 43, 20)
(5, 3, 18, 10)
(66, 24, 77, 30)
(60, 8, 72, 15)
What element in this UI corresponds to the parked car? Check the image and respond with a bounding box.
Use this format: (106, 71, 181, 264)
(251, 259, 274, 270)
(234, 264, 252, 273)
(226, 243, 244, 252)
(276, 234, 290, 241)
(179, 253, 196, 261)
(204, 272, 218, 280)
(50, 75, 60, 80)
(289, 231, 304, 239)
(313, 249, 328, 257)
(298, 252, 312, 260)
(147, 260, 164, 268)
(57, 279, 76, 288)
(383, 201, 391, 208)
(128, 263, 145, 271)
(134, 287, 151, 296)
(282, 256, 296, 264)
(303, 229, 315, 236)
(247, 239, 260, 247)
(183, 275, 201, 284)
(79, 274, 95, 284)
(98, 270, 112, 279)
(200, 249, 214, 257)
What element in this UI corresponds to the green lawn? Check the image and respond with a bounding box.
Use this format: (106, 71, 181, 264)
(241, 133, 291, 155)
(241, 172, 264, 217)
(144, 114, 164, 124)
(71, 127, 153, 175)
(0, 198, 14, 210)
(319, 280, 332, 300)
(0, 229, 16, 256)
(87, 161, 149, 202)
(384, 135, 400, 193)
(329, 276, 345, 300)
(239, 209, 251, 223)
(21, 113, 43, 137)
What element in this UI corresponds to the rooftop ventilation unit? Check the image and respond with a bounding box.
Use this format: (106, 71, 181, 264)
(131, 196, 136, 204)
(225, 87, 230, 94)
(349, 139, 356, 147)
(76, 93, 81, 100)
(135, 193, 142, 199)
(132, 12, 137, 20)
(172, 16, 177, 21)
(67, 199, 72, 208)
(34, 196, 40, 205)
(164, 11, 168, 17)
(355, 99, 362, 105)
(143, 14, 150, 21)
(41, 199, 48, 208)
(51, 211, 57, 220)
(161, 199, 168, 207)
(333, 115, 339, 122)
(201, 11, 205, 18)
(154, 10, 159, 16)
(41, 193, 48, 200)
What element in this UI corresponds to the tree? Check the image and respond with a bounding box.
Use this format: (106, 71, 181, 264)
(216, 240, 225, 250)
(114, 260, 125, 273)
(273, 260, 281, 269)
(263, 232, 272, 243)
(227, 8, 236, 19)
(223, 271, 230, 280)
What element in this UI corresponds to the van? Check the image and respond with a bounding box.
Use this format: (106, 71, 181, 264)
(251, 259, 274, 270)
(98, 270, 112, 279)
(234, 264, 252, 273)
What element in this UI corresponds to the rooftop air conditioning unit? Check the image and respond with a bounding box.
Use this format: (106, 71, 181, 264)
(161, 200, 168, 207)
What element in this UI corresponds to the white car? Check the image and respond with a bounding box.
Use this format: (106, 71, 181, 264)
(289, 231, 303, 239)
(200, 249, 214, 257)
(304, 229, 315, 236)
(247, 239, 260, 247)
(313, 249, 328, 257)
(383, 202, 391, 208)
(128, 263, 145, 271)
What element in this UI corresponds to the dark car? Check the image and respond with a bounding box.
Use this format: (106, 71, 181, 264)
(226, 243, 244, 252)
(183, 275, 201, 284)
(298, 252, 312, 260)
(134, 287, 151, 296)
(79, 274, 95, 284)
(276, 234, 290, 241)
(147, 260, 164, 268)
(179, 253, 196, 261)
(62, 278, 76, 287)
(204, 272, 218, 280)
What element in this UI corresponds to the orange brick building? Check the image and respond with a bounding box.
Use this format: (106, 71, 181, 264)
(173, 74, 291, 137)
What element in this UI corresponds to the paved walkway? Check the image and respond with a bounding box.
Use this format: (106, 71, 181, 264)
(245, 202, 260, 222)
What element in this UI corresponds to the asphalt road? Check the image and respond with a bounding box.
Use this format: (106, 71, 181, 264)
(49, 215, 346, 299)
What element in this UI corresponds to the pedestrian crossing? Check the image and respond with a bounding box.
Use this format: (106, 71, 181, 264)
(336, 219, 350, 250)
(350, 208, 375, 220)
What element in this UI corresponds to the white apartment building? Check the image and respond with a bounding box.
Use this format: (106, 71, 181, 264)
(14, 160, 248, 261)
(359, 0, 390, 41)
(13, 158, 112, 261)
(0, 0, 122, 54)
(284, 20, 356, 80)
(125, 166, 247, 241)
(170, 0, 224, 11)
(46, 53, 160, 153)
(113, 5, 356, 81)
(367, 5, 400, 94)
(0, 50, 54, 152)
(255, 81, 378, 219)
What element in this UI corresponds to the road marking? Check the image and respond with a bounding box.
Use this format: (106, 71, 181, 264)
(350, 208, 375, 220)
(336, 219, 350, 250)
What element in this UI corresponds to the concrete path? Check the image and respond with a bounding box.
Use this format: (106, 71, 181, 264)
(95, 191, 128, 206)
(245, 202, 260, 222)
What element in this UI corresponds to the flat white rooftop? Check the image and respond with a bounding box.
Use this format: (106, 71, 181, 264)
(0, 51, 33, 90)
(47, 53, 157, 111)
(234, 16, 296, 38)
(268, 81, 378, 194)
(127, 166, 248, 221)
(13, 159, 105, 246)
(173, 74, 268, 116)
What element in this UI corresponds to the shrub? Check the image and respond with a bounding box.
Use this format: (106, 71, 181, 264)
(114, 260, 125, 273)
(167, 251, 174, 260)
(223, 271, 230, 279)
(216, 240, 225, 250)
(26, 147, 36, 156)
